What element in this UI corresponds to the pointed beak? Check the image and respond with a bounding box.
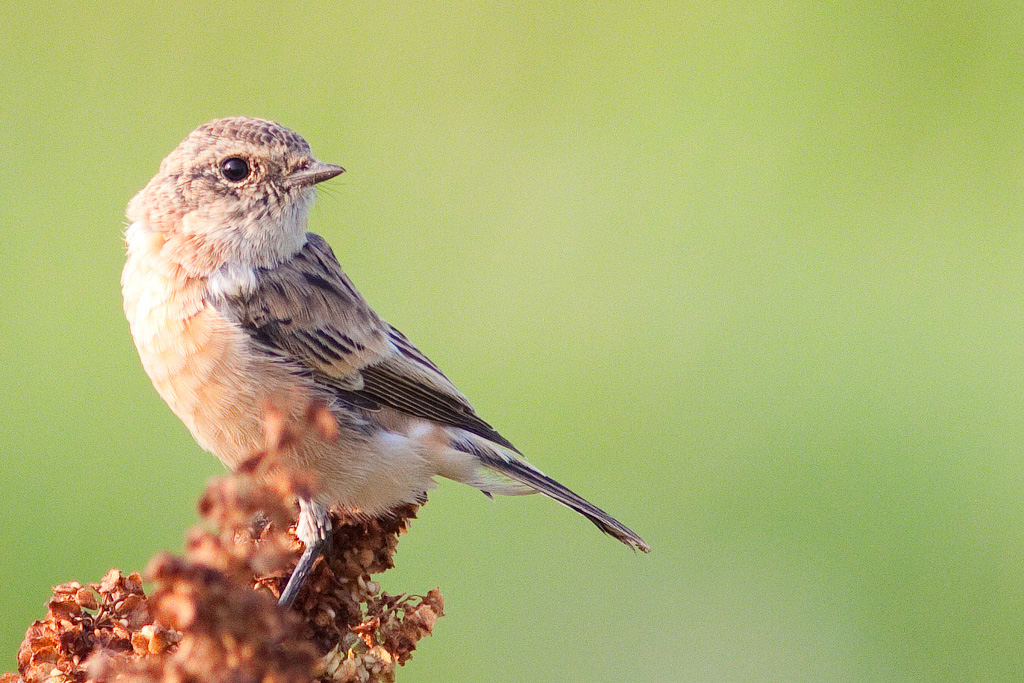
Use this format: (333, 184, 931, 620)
(287, 160, 345, 188)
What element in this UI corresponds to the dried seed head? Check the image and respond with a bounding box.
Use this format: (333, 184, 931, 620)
(6, 406, 441, 683)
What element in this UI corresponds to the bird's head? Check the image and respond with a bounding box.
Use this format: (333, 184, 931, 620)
(127, 117, 344, 270)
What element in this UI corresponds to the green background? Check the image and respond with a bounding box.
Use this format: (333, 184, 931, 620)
(3, 1, 1024, 680)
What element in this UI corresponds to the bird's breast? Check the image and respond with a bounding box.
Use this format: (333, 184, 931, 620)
(122, 222, 304, 467)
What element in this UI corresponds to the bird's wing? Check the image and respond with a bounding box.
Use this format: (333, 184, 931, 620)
(210, 233, 519, 452)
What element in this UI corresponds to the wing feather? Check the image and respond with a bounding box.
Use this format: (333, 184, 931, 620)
(210, 234, 518, 452)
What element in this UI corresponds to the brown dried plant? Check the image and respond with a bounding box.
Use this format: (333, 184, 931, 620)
(4, 402, 444, 683)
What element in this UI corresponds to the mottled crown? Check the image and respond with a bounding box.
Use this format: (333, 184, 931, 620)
(187, 117, 312, 156)
(152, 117, 314, 183)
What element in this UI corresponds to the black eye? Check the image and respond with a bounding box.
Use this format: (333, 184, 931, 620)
(220, 157, 250, 182)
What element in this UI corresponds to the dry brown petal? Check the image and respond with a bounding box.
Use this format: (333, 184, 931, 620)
(75, 587, 99, 611)
(122, 573, 144, 595)
(97, 568, 125, 596)
(152, 588, 198, 631)
(147, 625, 179, 654)
(51, 582, 85, 599)
(45, 601, 80, 623)
(117, 594, 151, 630)
(129, 630, 150, 656)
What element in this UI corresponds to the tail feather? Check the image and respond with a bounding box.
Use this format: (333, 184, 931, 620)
(459, 438, 650, 553)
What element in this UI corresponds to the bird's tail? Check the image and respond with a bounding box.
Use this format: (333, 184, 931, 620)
(453, 436, 651, 553)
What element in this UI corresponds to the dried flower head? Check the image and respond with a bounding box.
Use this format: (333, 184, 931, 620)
(6, 405, 442, 683)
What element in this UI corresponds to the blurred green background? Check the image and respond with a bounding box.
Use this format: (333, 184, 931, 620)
(3, 1, 1024, 680)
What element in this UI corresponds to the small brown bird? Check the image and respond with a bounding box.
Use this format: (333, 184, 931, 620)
(122, 117, 649, 604)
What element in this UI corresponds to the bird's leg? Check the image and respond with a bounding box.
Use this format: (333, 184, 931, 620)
(278, 497, 332, 607)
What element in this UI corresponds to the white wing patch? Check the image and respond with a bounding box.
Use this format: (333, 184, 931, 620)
(208, 261, 258, 300)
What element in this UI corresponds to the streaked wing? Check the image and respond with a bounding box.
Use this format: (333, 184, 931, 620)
(210, 233, 518, 452)
(358, 329, 519, 452)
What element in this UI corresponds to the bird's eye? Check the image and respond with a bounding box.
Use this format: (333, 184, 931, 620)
(220, 157, 251, 182)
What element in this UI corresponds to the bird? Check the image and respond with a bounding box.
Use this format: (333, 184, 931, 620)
(122, 116, 649, 605)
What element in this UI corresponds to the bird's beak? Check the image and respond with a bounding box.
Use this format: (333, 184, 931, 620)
(287, 160, 345, 187)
